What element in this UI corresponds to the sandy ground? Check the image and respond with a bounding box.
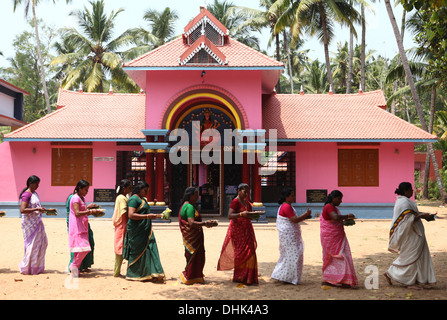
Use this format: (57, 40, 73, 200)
(0, 203, 446, 302)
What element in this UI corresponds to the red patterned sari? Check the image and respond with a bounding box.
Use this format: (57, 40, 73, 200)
(217, 198, 258, 285)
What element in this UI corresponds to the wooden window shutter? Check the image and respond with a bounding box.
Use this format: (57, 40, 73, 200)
(52, 148, 93, 186)
(338, 149, 378, 187)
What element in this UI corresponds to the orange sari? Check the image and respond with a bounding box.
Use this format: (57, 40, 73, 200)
(217, 198, 258, 285)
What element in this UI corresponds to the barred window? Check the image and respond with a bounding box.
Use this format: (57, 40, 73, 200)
(116, 151, 146, 186)
(261, 151, 296, 202)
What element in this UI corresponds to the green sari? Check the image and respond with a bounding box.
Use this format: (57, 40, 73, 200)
(123, 195, 165, 281)
(66, 194, 94, 271)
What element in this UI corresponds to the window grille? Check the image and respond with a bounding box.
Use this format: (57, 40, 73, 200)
(186, 48, 219, 64)
(188, 21, 223, 46)
(116, 151, 146, 186)
(261, 151, 296, 202)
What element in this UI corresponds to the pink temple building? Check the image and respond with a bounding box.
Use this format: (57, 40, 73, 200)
(0, 7, 437, 219)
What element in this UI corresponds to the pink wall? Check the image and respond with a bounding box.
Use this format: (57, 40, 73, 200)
(1, 139, 415, 205)
(145, 70, 263, 129)
(293, 142, 415, 203)
(0, 142, 19, 201)
(0, 141, 143, 203)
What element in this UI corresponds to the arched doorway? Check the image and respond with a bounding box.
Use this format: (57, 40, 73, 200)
(164, 89, 245, 216)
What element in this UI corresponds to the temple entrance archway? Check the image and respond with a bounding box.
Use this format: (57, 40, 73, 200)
(169, 101, 241, 216)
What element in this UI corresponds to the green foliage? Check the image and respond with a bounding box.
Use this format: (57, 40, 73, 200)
(0, 20, 59, 122)
(401, 0, 447, 89)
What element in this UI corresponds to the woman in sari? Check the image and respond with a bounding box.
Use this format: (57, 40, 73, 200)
(19, 175, 48, 275)
(68, 180, 100, 278)
(384, 182, 436, 290)
(112, 179, 132, 277)
(179, 187, 215, 285)
(123, 181, 165, 282)
(320, 190, 358, 288)
(66, 191, 96, 273)
(217, 183, 259, 285)
(271, 188, 311, 285)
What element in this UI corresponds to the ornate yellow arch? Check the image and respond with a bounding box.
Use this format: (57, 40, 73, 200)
(164, 92, 242, 130)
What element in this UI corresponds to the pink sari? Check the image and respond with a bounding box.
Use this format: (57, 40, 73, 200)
(320, 205, 358, 287)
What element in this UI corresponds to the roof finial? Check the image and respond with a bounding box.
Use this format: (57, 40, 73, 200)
(78, 83, 83, 93)
(109, 84, 113, 94)
(300, 85, 304, 95)
(359, 83, 363, 94)
(329, 84, 333, 95)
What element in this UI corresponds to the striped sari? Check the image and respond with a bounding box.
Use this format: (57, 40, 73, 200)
(19, 191, 48, 275)
(179, 203, 205, 284)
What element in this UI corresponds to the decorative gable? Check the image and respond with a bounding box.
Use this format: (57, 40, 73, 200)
(179, 35, 228, 65)
(183, 6, 229, 46)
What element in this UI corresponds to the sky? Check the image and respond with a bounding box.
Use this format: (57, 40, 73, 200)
(0, 0, 416, 69)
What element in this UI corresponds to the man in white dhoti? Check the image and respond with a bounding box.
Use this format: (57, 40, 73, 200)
(384, 182, 437, 290)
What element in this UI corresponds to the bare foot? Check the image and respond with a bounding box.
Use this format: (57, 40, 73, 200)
(407, 285, 423, 290)
(384, 272, 392, 286)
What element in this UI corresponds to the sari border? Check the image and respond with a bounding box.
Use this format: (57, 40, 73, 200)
(389, 209, 413, 238)
(180, 272, 205, 285)
(127, 197, 152, 268)
(125, 272, 165, 282)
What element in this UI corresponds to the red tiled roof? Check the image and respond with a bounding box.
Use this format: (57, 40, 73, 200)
(5, 89, 435, 142)
(262, 90, 437, 141)
(5, 89, 145, 140)
(123, 36, 283, 69)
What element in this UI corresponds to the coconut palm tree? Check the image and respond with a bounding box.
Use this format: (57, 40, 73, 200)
(51, 0, 138, 93)
(384, 0, 446, 204)
(302, 59, 328, 93)
(230, 0, 286, 92)
(271, 0, 362, 93)
(207, 0, 261, 50)
(121, 7, 179, 61)
(13, 0, 72, 114)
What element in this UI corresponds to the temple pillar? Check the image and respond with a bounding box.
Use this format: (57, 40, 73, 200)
(252, 157, 262, 207)
(141, 129, 169, 210)
(155, 136, 166, 206)
(145, 136, 155, 205)
(241, 152, 250, 185)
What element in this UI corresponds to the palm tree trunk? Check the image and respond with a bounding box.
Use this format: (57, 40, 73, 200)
(347, 26, 353, 94)
(346, 0, 353, 94)
(283, 30, 293, 94)
(346, 30, 354, 94)
(32, 4, 51, 114)
(318, 2, 334, 92)
(275, 33, 281, 93)
(360, 4, 365, 92)
(385, 0, 447, 204)
(422, 85, 437, 199)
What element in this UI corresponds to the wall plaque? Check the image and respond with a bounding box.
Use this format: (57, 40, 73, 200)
(306, 189, 327, 203)
(94, 189, 116, 202)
